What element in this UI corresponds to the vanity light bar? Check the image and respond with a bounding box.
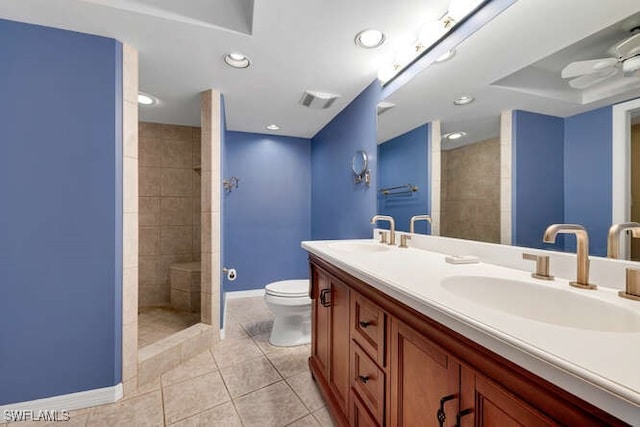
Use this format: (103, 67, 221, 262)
(378, 0, 485, 84)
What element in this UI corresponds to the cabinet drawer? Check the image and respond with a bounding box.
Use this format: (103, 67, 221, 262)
(351, 342, 385, 425)
(351, 292, 386, 366)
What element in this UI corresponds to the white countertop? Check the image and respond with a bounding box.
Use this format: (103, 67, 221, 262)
(302, 238, 640, 424)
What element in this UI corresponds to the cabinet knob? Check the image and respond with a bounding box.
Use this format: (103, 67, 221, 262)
(358, 375, 370, 384)
(358, 320, 371, 328)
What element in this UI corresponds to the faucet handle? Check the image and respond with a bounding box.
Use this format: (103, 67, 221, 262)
(378, 231, 388, 244)
(522, 253, 554, 281)
(619, 268, 640, 301)
(399, 234, 411, 248)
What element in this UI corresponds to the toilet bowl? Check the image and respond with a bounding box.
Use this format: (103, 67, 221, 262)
(264, 279, 311, 347)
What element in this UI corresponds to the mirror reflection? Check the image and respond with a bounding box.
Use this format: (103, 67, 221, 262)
(631, 113, 640, 260)
(377, 7, 640, 259)
(440, 117, 500, 243)
(378, 125, 429, 233)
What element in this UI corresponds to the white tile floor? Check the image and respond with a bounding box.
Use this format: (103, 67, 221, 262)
(4, 297, 334, 427)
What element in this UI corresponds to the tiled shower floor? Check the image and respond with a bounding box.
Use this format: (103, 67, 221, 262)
(2, 296, 334, 426)
(138, 307, 200, 348)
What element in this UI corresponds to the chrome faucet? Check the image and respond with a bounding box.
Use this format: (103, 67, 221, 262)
(542, 224, 596, 289)
(371, 215, 395, 245)
(607, 222, 640, 259)
(410, 215, 432, 234)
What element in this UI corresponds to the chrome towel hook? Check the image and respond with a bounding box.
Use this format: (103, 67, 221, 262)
(223, 176, 239, 193)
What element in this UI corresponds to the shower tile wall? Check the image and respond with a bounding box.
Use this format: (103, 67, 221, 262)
(441, 137, 500, 243)
(139, 122, 201, 307)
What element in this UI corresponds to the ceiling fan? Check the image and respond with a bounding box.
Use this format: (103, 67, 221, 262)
(561, 32, 640, 89)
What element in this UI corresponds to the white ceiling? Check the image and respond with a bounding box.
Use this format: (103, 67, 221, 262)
(4, 0, 640, 142)
(0, 0, 457, 138)
(378, 0, 640, 146)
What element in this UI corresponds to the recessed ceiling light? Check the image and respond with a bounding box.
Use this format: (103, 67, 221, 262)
(138, 92, 156, 105)
(266, 124, 281, 131)
(355, 29, 386, 49)
(444, 131, 466, 140)
(435, 49, 456, 63)
(224, 52, 250, 68)
(453, 96, 475, 105)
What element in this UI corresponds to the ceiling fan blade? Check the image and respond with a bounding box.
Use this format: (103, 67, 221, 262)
(568, 68, 618, 89)
(615, 33, 640, 59)
(561, 58, 617, 78)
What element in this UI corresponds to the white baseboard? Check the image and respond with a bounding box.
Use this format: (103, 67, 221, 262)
(225, 289, 265, 300)
(221, 289, 264, 339)
(0, 383, 122, 413)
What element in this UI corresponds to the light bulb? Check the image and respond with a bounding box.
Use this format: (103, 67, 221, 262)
(396, 44, 419, 67)
(419, 20, 446, 47)
(378, 63, 397, 82)
(448, 0, 483, 22)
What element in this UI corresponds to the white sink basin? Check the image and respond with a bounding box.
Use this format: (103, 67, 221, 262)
(328, 241, 391, 253)
(441, 275, 640, 333)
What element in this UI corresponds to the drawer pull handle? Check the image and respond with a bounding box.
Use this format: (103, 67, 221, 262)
(319, 289, 331, 307)
(455, 408, 473, 427)
(358, 375, 370, 384)
(436, 394, 456, 427)
(358, 320, 371, 328)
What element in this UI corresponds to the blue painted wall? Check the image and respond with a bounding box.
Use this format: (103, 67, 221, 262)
(0, 19, 122, 404)
(311, 82, 381, 239)
(378, 125, 430, 233)
(512, 110, 565, 250)
(564, 106, 612, 256)
(223, 132, 311, 291)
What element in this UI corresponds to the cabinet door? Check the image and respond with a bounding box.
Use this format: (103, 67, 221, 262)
(351, 391, 381, 427)
(471, 374, 555, 427)
(311, 268, 331, 377)
(329, 278, 350, 414)
(389, 319, 460, 427)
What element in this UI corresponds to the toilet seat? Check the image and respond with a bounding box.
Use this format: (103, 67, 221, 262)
(265, 280, 309, 298)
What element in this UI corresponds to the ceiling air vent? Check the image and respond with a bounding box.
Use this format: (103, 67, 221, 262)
(377, 101, 396, 115)
(299, 90, 340, 109)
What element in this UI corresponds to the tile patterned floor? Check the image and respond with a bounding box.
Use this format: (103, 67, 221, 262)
(138, 307, 200, 348)
(5, 297, 334, 427)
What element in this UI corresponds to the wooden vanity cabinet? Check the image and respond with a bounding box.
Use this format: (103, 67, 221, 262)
(310, 262, 351, 424)
(389, 318, 461, 426)
(466, 371, 554, 427)
(308, 255, 628, 427)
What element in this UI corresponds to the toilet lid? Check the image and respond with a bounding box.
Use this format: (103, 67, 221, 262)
(265, 280, 309, 298)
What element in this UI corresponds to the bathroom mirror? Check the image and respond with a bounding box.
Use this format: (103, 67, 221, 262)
(440, 116, 500, 243)
(352, 150, 371, 185)
(376, 4, 640, 258)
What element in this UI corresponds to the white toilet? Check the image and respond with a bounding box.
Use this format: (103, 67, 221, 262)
(264, 279, 312, 347)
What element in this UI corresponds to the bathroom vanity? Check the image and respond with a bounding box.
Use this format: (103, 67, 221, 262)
(303, 237, 640, 426)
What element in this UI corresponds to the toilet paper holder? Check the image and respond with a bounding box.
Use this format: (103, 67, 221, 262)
(223, 268, 237, 281)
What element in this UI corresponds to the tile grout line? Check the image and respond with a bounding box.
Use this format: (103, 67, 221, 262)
(211, 348, 246, 427)
(160, 379, 168, 427)
(284, 372, 326, 414)
(285, 412, 317, 427)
